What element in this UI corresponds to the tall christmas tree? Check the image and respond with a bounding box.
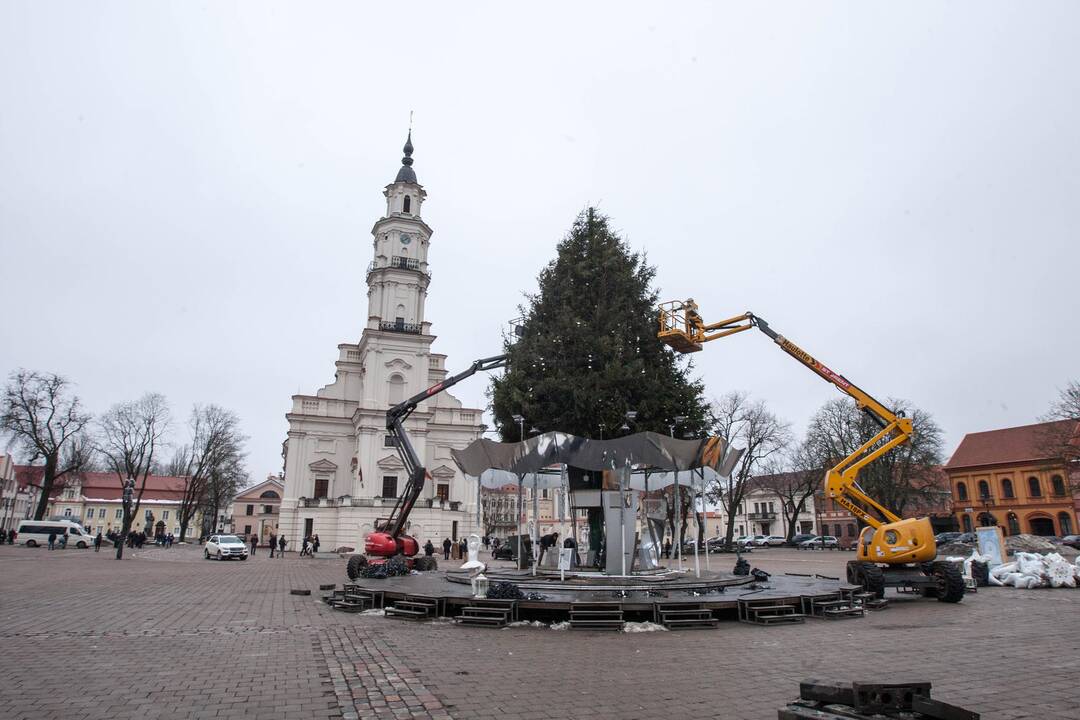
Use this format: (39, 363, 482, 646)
(491, 208, 710, 440)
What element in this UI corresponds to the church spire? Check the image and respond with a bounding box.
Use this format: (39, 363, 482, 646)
(394, 130, 417, 184)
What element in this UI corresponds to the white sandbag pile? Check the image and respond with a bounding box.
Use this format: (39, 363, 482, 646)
(988, 551, 1080, 588)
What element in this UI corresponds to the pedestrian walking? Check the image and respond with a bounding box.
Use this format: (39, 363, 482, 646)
(491, 537, 501, 558)
(442, 537, 451, 560)
(300, 535, 310, 557)
(94, 531, 102, 552)
(663, 538, 672, 559)
(269, 533, 277, 558)
(48, 531, 57, 550)
(7, 528, 15, 544)
(250, 534, 258, 555)
(60, 531, 68, 550)
(278, 535, 286, 557)
(312, 534, 320, 554)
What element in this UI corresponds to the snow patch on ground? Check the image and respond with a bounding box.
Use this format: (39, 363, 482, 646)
(622, 621, 668, 633)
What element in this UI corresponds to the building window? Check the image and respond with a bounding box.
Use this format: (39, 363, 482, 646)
(1028, 476, 1041, 497)
(388, 374, 405, 405)
(263, 505, 273, 514)
(1007, 513, 1020, 536)
(384, 435, 397, 447)
(978, 512, 995, 527)
(244, 525, 251, 535)
(437, 484, 449, 502)
(260, 490, 279, 499)
(403, 195, 411, 213)
(1051, 475, 1066, 496)
(163, 510, 169, 520)
(313, 478, 329, 499)
(63, 508, 72, 517)
(145, 510, 153, 520)
(977, 480, 991, 499)
(1002, 478, 1014, 499)
(1059, 513, 1074, 535)
(847, 524, 856, 537)
(956, 482, 968, 501)
(246, 505, 254, 516)
(541, 489, 548, 499)
(382, 476, 398, 499)
(115, 509, 123, 520)
(962, 514, 973, 532)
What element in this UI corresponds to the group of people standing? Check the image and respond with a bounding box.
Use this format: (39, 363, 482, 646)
(252, 533, 319, 557)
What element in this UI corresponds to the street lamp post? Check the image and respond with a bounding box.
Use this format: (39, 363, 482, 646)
(511, 414, 525, 441)
(670, 415, 687, 572)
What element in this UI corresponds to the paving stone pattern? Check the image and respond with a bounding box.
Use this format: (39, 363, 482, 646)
(0, 544, 1077, 719)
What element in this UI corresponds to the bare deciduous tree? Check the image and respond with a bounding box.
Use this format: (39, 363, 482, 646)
(803, 397, 944, 519)
(755, 444, 822, 543)
(97, 393, 171, 559)
(1037, 380, 1080, 490)
(706, 391, 793, 546)
(1, 370, 92, 519)
(173, 405, 247, 541)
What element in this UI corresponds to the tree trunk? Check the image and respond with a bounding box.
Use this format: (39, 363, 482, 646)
(115, 511, 132, 560)
(179, 518, 189, 543)
(33, 453, 59, 520)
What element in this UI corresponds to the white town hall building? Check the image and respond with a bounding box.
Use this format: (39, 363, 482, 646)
(277, 133, 487, 550)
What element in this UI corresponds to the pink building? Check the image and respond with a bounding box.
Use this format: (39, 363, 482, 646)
(231, 476, 284, 545)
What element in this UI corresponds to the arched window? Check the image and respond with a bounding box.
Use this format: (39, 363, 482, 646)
(403, 195, 411, 213)
(977, 480, 991, 499)
(1007, 512, 1020, 536)
(961, 514, 973, 532)
(1051, 475, 1066, 496)
(1001, 478, 1014, 499)
(63, 508, 72, 517)
(1058, 512, 1073, 536)
(956, 482, 968, 501)
(259, 490, 280, 499)
(978, 512, 996, 527)
(388, 374, 405, 405)
(1028, 476, 1042, 497)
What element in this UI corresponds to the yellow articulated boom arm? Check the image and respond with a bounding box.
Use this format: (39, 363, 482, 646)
(659, 299, 934, 565)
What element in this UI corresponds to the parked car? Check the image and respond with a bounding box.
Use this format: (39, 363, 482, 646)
(15, 519, 94, 548)
(734, 536, 756, 548)
(799, 535, 840, 549)
(935, 532, 962, 545)
(788, 534, 816, 547)
(203, 534, 249, 560)
(753, 535, 786, 547)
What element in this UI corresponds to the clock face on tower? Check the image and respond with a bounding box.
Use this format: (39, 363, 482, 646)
(399, 233, 412, 245)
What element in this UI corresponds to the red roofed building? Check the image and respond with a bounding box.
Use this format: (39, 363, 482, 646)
(944, 420, 1079, 537)
(15, 468, 206, 538)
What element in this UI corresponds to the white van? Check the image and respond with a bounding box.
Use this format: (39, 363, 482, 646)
(16, 519, 95, 548)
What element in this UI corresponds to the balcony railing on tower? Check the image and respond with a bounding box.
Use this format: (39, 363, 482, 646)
(366, 257, 428, 275)
(379, 320, 422, 334)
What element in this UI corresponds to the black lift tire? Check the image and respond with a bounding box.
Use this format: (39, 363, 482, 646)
(931, 560, 965, 603)
(413, 556, 438, 572)
(860, 562, 885, 599)
(346, 554, 368, 580)
(846, 560, 862, 585)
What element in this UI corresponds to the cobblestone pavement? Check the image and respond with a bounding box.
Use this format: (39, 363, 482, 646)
(1, 544, 1078, 720)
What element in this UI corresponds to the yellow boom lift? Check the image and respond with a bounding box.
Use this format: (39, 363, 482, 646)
(658, 299, 964, 602)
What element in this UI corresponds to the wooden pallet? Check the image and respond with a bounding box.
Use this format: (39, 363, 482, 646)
(654, 603, 718, 630)
(569, 602, 624, 630)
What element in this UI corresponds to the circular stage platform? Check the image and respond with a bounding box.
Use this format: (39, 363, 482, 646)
(345, 564, 858, 621)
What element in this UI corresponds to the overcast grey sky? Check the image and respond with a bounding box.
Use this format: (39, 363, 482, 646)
(2, 2, 1077, 480)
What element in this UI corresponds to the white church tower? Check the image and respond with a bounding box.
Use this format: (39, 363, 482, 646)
(277, 132, 487, 550)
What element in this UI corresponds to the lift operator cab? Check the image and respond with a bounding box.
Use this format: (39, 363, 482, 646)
(657, 299, 964, 603)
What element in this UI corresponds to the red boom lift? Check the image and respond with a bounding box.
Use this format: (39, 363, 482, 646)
(346, 354, 509, 579)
